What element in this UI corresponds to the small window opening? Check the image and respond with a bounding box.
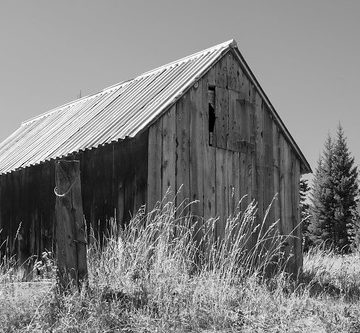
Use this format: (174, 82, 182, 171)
(208, 86, 216, 146)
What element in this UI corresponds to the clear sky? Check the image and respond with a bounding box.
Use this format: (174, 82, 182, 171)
(1, 0, 359, 180)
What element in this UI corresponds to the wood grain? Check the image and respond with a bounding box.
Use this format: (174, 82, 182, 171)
(55, 160, 87, 290)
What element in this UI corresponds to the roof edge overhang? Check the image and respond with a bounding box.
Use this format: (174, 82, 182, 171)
(0, 134, 138, 177)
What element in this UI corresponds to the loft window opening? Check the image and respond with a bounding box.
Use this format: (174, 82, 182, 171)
(208, 86, 216, 146)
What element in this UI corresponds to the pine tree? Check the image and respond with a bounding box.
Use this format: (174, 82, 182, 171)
(309, 125, 359, 252)
(331, 125, 359, 251)
(299, 178, 311, 251)
(309, 135, 336, 247)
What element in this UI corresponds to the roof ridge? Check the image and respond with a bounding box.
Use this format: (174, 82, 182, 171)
(100, 39, 235, 91)
(139, 39, 236, 78)
(21, 39, 235, 127)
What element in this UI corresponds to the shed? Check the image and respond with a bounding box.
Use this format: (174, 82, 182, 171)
(0, 40, 311, 273)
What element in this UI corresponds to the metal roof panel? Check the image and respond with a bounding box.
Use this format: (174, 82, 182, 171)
(0, 39, 311, 175)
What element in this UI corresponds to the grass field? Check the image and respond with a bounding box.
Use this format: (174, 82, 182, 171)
(1, 199, 360, 332)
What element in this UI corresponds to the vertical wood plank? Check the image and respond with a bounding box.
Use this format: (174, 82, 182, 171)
(248, 100, 256, 205)
(242, 72, 251, 103)
(224, 151, 230, 222)
(39, 166, 45, 254)
(55, 160, 88, 290)
(215, 55, 228, 89)
(123, 144, 135, 223)
(272, 121, 281, 227)
(231, 151, 240, 214)
(239, 151, 247, 206)
(227, 52, 242, 92)
(240, 100, 250, 142)
(280, 137, 296, 273)
(202, 70, 216, 221)
(132, 143, 140, 214)
(176, 94, 190, 212)
(117, 180, 125, 225)
(242, 71, 251, 98)
(237, 99, 255, 208)
(264, 108, 275, 225)
(147, 119, 163, 210)
(214, 87, 229, 149)
(215, 148, 227, 240)
(285, 145, 296, 273)
(162, 105, 176, 202)
(279, 135, 287, 238)
(29, 172, 36, 257)
(46, 163, 56, 254)
(227, 151, 233, 215)
(134, 132, 149, 213)
(287, 145, 296, 273)
(189, 82, 204, 220)
(228, 90, 241, 151)
(204, 146, 216, 220)
(254, 94, 264, 222)
(34, 167, 41, 258)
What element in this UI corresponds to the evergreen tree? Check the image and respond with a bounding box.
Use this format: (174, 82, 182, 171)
(300, 178, 311, 251)
(309, 135, 336, 247)
(331, 125, 359, 251)
(309, 125, 359, 252)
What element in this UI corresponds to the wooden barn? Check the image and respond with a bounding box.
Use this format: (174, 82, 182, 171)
(0, 40, 311, 273)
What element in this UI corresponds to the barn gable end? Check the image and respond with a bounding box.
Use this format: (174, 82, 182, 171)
(147, 50, 308, 272)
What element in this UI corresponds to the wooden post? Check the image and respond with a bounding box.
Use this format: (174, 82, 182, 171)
(55, 160, 87, 290)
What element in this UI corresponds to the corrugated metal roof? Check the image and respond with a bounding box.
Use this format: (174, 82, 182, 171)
(0, 39, 311, 175)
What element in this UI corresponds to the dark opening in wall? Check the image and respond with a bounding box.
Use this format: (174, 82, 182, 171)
(208, 86, 216, 146)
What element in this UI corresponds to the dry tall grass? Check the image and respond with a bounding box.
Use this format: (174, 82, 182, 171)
(1, 197, 360, 332)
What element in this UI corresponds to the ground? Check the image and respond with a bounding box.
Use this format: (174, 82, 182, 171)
(1, 203, 360, 332)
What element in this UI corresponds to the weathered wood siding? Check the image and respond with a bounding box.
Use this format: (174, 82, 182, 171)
(0, 164, 56, 265)
(147, 51, 303, 273)
(0, 51, 304, 273)
(79, 132, 148, 239)
(0, 133, 148, 262)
